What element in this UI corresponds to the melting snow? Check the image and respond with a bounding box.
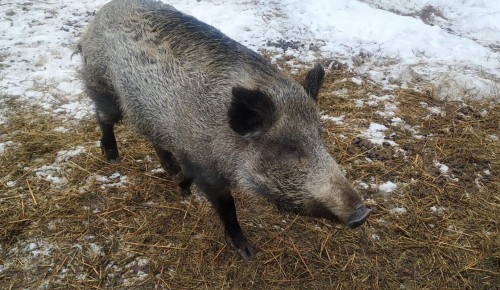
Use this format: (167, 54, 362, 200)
(351, 77, 363, 85)
(0, 111, 6, 126)
(34, 146, 85, 184)
(34, 165, 66, 184)
(391, 117, 404, 125)
(362, 123, 398, 146)
(430, 206, 445, 214)
(25, 240, 54, 257)
(486, 134, 499, 142)
(0, 141, 15, 154)
(354, 99, 365, 107)
(95, 172, 129, 189)
(426, 106, 445, 117)
(0, 0, 497, 123)
(54, 126, 69, 133)
(434, 161, 449, 174)
(390, 207, 407, 214)
(55, 146, 85, 163)
(321, 114, 345, 125)
(379, 181, 397, 193)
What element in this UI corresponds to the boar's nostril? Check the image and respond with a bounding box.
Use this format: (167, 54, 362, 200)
(347, 204, 372, 229)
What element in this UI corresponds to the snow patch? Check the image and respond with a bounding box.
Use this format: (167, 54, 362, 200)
(34, 165, 66, 184)
(321, 114, 345, 125)
(378, 181, 397, 193)
(434, 161, 449, 174)
(55, 146, 85, 163)
(0, 141, 15, 154)
(362, 123, 398, 146)
(0, 111, 6, 126)
(25, 240, 54, 257)
(34, 146, 85, 184)
(94, 172, 129, 189)
(390, 207, 407, 214)
(430, 206, 445, 214)
(486, 134, 499, 142)
(151, 167, 165, 174)
(351, 77, 363, 85)
(54, 126, 69, 133)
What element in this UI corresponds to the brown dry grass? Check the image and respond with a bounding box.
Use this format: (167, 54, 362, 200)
(1, 66, 499, 289)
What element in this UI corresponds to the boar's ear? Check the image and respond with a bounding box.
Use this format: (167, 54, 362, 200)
(229, 87, 276, 137)
(303, 64, 325, 102)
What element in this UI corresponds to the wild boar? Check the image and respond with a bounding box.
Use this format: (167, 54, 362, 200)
(78, 0, 371, 259)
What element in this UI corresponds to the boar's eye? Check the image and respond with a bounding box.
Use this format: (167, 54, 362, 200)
(282, 142, 302, 158)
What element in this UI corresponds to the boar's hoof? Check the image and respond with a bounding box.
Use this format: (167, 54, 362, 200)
(105, 153, 119, 164)
(229, 235, 255, 260)
(101, 146, 119, 164)
(177, 176, 193, 196)
(236, 243, 255, 260)
(179, 186, 192, 196)
(347, 204, 372, 229)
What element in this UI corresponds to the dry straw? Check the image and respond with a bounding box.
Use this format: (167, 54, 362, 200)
(0, 64, 498, 288)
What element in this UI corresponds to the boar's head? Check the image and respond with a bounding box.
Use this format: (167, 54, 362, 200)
(229, 64, 371, 228)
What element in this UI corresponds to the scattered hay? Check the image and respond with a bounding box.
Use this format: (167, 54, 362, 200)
(1, 65, 498, 288)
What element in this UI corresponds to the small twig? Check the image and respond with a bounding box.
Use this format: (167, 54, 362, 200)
(26, 180, 37, 206)
(125, 241, 187, 250)
(289, 237, 314, 279)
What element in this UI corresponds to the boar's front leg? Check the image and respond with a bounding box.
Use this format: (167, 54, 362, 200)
(198, 178, 255, 260)
(153, 146, 193, 196)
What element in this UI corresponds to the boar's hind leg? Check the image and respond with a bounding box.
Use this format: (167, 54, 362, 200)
(153, 146, 193, 196)
(90, 90, 122, 163)
(199, 180, 255, 259)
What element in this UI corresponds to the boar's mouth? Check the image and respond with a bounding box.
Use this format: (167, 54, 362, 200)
(275, 198, 371, 228)
(347, 204, 372, 229)
(275, 199, 343, 225)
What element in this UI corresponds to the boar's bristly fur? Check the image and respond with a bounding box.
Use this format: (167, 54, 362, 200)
(78, 0, 371, 259)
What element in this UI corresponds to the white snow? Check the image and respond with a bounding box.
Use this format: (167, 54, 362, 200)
(55, 146, 85, 163)
(390, 206, 407, 214)
(378, 181, 397, 193)
(357, 181, 370, 190)
(151, 167, 165, 174)
(378, 103, 398, 118)
(34, 165, 65, 184)
(362, 122, 398, 146)
(0, 0, 498, 119)
(428, 106, 444, 116)
(53, 126, 69, 133)
(94, 172, 129, 189)
(0, 111, 6, 126)
(321, 114, 345, 125)
(34, 146, 85, 184)
(434, 161, 449, 174)
(137, 257, 150, 267)
(89, 243, 104, 256)
(486, 134, 499, 142)
(430, 206, 445, 214)
(25, 240, 54, 257)
(355, 99, 365, 108)
(0, 141, 15, 154)
(351, 77, 364, 85)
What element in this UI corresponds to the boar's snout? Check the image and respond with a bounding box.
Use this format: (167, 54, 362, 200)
(347, 204, 372, 229)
